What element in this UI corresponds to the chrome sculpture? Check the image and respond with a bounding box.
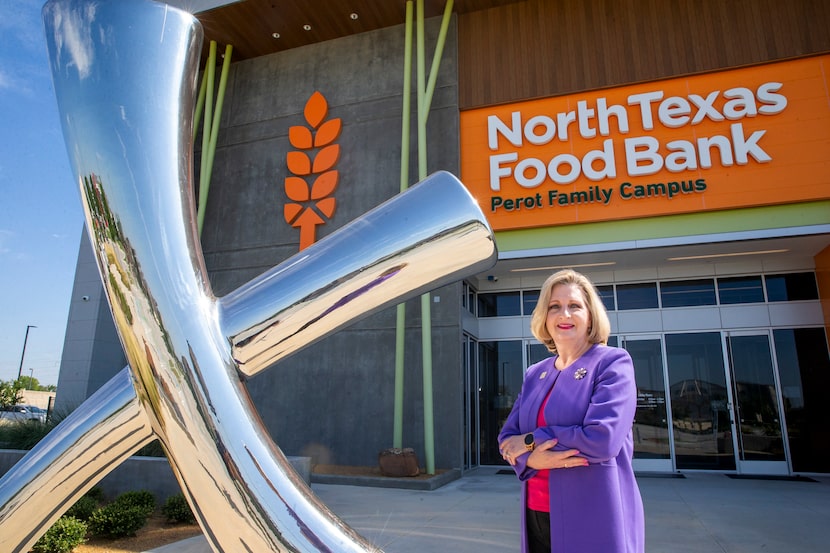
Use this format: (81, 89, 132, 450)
(0, 0, 497, 551)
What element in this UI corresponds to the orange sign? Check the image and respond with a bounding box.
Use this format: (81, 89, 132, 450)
(460, 55, 830, 231)
(284, 91, 341, 250)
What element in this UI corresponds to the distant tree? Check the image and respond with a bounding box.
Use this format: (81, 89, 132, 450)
(10, 375, 55, 392)
(17, 375, 43, 391)
(0, 379, 24, 409)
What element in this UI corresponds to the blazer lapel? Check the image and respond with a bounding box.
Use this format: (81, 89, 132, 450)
(520, 356, 557, 431)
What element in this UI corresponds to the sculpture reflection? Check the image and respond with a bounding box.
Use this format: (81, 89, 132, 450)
(0, 1, 497, 551)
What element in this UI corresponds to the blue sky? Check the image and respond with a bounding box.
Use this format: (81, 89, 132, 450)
(0, 0, 84, 385)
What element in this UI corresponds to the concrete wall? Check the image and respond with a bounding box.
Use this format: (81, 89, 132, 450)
(56, 17, 468, 471)
(18, 391, 55, 410)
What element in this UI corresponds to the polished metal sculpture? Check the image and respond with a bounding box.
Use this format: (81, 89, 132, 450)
(0, 0, 497, 551)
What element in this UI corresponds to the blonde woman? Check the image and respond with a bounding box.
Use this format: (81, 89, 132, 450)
(498, 270, 644, 553)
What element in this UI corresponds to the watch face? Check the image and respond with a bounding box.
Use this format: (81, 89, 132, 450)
(524, 434, 534, 445)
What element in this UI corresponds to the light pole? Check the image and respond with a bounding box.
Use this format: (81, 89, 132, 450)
(17, 325, 36, 381)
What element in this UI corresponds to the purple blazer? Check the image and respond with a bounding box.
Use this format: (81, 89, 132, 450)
(498, 344, 645, 553)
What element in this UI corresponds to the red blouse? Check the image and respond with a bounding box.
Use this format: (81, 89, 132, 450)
(526, 385, 554, 512)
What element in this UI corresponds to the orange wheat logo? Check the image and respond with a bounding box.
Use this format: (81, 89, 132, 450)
(284, 91, 342, 250)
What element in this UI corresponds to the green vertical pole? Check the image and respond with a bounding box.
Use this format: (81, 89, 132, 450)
(418, 0, 454, 476)
(394, 0, 414, 450)
(193, 72, 207, 142)
(423, 0, 454, 123)
(198, 44, 233, 235)
(394, 0, 452, 474)
(198, 41, 216, 235)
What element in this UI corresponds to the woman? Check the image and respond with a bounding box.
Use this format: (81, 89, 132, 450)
(498, 269, 644, 553)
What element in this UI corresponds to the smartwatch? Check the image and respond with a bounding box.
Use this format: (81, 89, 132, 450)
(524, 433, 535, 452)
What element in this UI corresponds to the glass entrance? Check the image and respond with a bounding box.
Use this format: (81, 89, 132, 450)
(773, 328, 830, 472)
(621, 336, 673, 472)
(665, 333, 735, 470)
(478, 340, 523, 465)
(725, 332, 788, 475)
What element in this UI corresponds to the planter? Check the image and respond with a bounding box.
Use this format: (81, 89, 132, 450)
(378, 447, 420, 477)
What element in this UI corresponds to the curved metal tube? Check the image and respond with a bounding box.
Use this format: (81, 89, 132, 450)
(0, 0, 497, 551)
(222, 172, 495, 376)
(0, 368, 152, 552)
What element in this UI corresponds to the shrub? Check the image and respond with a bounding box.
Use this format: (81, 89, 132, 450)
(32, 516, 87, 553)
(66, 495, 99, 522)
(114, 489, 156, 516)
(87, 489, 156, 538)
(88, 503, 150, 538)
(162, 493, 196, 523)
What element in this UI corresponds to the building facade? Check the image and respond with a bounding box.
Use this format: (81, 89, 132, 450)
(57, 0, 830, 476)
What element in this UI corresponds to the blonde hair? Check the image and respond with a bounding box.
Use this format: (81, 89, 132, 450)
(530, 269, 611, 353)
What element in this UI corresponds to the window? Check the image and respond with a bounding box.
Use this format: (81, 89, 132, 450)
(774, 327, 830, 472)
(617, 283, 658, 310)
(462, 282, 476, 314)
(766, 272, 819, 301)
(477, 291, 521, 317)
(597, 285, 615, 311)
(522, 290, 540, 316)
(660, 279, 716, 308)
(526, 342, 550, 365)
(717, 276, 764, 304)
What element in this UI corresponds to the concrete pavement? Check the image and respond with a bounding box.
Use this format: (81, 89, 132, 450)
(148, 468, 830, 552)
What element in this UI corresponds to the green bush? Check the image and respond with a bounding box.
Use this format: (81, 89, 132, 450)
(88, 489, 156, 538)
(89, 503, 150, 538)
(66, 495, 99, 522)
(162, 493, 196, 523)
(32, 516, 87, 553)
(113, 489, 156, 515)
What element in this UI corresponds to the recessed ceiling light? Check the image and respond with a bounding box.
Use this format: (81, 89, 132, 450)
(667, 249, 788, 261)
(510, 262, 617, 273)
(272, 32, 280, 39)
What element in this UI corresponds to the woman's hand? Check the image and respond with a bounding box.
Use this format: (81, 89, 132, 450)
(499, 434, 533, 466)
(527, 439, 588, 470)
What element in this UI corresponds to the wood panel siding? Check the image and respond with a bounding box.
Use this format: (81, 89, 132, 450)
(197, 0, 525, 62)
(458, 0, 830, 109)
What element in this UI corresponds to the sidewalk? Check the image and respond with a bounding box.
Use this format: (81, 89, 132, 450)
(149, 468, 830, 552)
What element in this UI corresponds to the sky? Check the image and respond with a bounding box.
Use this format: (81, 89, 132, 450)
(0, 0, 84, 386)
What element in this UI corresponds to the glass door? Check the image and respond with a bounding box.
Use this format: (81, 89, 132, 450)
(621, 336, 673, 472)
(463, 334, 478, 469)
(665, 332, 735, 470)
(725, 332, 788, 475)
(478, 340, 524, 465)
(774, 328, 830, 473)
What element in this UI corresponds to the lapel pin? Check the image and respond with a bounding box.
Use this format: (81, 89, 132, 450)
(574, 368, 587, 380)
(539, 371, 547, 379)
